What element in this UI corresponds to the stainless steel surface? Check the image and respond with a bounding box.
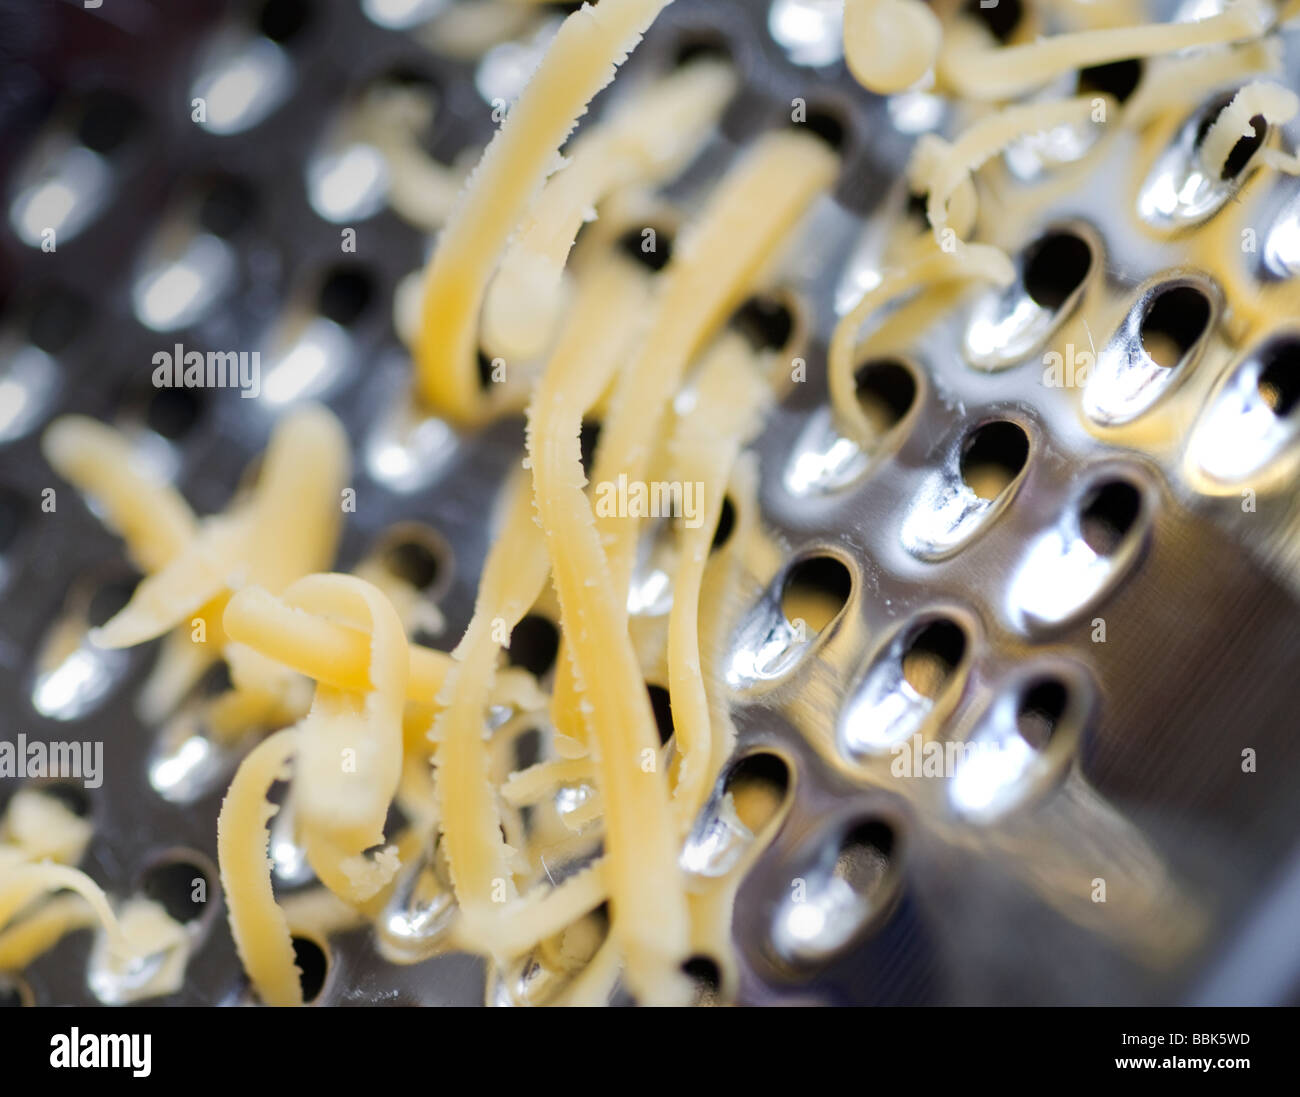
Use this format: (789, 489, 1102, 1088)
(1, 0, 1299, 1006)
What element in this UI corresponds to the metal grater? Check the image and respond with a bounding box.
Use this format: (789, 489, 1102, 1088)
(2, 0, 1300, 1007)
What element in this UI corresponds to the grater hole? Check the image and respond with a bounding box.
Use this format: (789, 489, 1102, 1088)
(710, 495, 736, 551)
(725, 752, 790, 833)
(1022, 230, 1093, 311)
(77, 90, 143, 155)
(257, 0, 312, 45)
(197, 176, 257, 238)
(27, 286, 90, 353)
(673, 33, 731, 67)
(36, 781, 92, 820)
(579, 419, 601, 474)
(1140, 285, 1210, 368)
(507, 614, 559, 677)
(854, 358, 917, 436)
(964, 0, 1022, 42)
(796, 106, 847, 152)
(1257, 337, 1300, 417)
(618, 225, 672, 271)
(1196, 93, 1266, 180)
(513, 727, 542, 772)
(1076, 59, 1143, 104)
(730, 294, 794, 352)
(87, 573, 140, 628)
(145, 387, 204, 440)
(381, 534, 443, 592)
(905, 189, 929, 227)
(836, 819, 894, 893)
(290, 934, 329, 1002)
(647, 683, 674, 746)
(681, 955, 722, 1003)
(781, 555, 851, 635)
(317, 266, 375, 326)
(901, 618, 966, 699)
(1016, 677, 1069, 751)
(1079, 478, 1141, 556)
(960, 420, 1028, 501)
(140, 854, 211, 925)
(0, 487, 28, 554)
(0, 975, 33, 1007)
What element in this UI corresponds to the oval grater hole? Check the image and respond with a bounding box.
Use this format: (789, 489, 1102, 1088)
(725, 751, 790, 834)
(1016, 676, 1069, 751)
(290, 934, 330, 1003)
(959, 420, 1029, 501)
(317, 265, 375, 327)
(963, 0, 1022, 42)
(901, 617, 966, 700)
(730, 294, 794, 352)
(145, 386, 205, 441)
(257, 0, 313, 45)
(1022, 230, 1093, 311)
(507, 614, 559, 678)
(1078, 478, 1142, 556)
(578, 419, 601, 475)
(87, 572, 141, 629)
(681, 955, 723, 1003)
(377, 525, 447, 594)
(1195, 92, 1267, 180)
(0, 486, 28, 555)
(197, 175, 257, 238)
(796, 104, 847, 152)
(76, 90, 143, 155)
(1076, 58, 1143, 104)
(27, 286, 90, 354)
(140, 852, 214, 926)
(0, 975, 33, 1007)
(710, 495, 736, 552)
(854, 358, 917, 437)
(1257, 336, 1300, 417)
(781, 554, 851, 635)
(771, 817, 899, 967)
(672, 32, 732, 67)
(647, 683, 674, 746)
(618, 225, 673, 272)
(35, 780, 93, 820)
(512, 726, 542, 772)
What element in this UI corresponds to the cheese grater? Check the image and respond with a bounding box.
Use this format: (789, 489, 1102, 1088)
(2, 0, 1300, 1008)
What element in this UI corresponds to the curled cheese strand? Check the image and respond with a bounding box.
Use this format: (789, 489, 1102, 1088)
(286, 575, 407, 863)
(480, 58, 736, 361)
(0, 863, 132, 963)
(0, 893, 97, 972)
(441, 260, 642, 950)
(913, 95, 1103, 261)
(665, 336, 770, 833)
(42, 416, 196, 572)
(546, 131, 836, 746)
(939, 0, 1271, 101)
(217, 727, 301, 1007)
(527, 265, 695, 1005)
(830, 248, 1014, 448)
(415, 0, 673, 420)
(1198, 80, 1300, 177)
(431, 475, 551, 929)
(843, 0, 942, 95)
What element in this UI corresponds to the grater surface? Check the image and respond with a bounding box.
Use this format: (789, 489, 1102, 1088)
(1, 0, 1300, 1007)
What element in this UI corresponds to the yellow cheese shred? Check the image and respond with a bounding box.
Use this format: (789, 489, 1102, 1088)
(414, 0, 672, 420)
(217, 727, 301, 1007)
(939, 0, 1269, 101)
(1197, 79, 1300, 176)
(843, 0, 943, 95)
(481, 57, 736, 361)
